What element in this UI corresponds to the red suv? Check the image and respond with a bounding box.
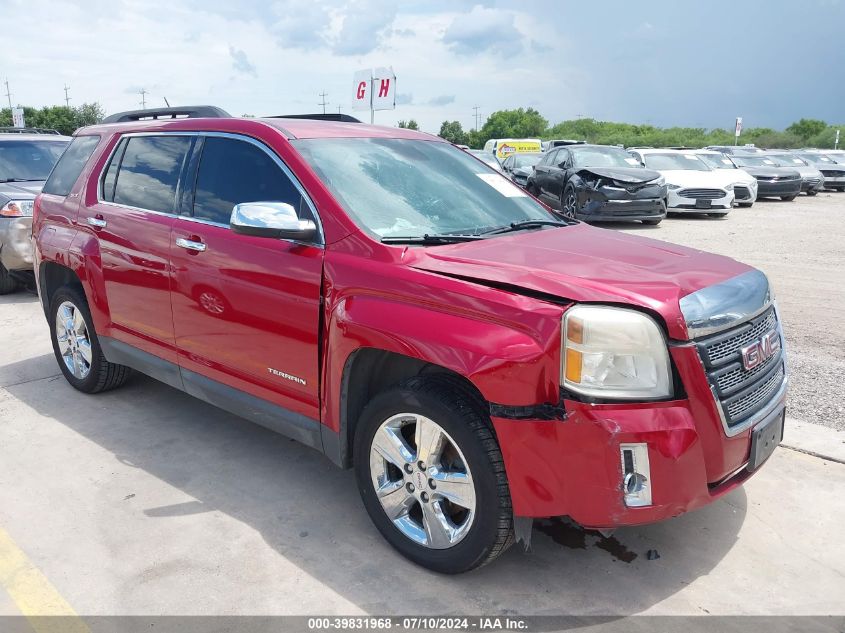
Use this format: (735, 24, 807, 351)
(32, 107, 787, 573)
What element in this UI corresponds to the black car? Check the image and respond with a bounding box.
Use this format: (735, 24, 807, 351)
(729, 154, 802, 200)
(501, 152, 543, 187)
(527, 144, 667, 224)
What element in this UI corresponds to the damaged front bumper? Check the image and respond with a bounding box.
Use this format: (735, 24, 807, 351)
(0, 217, 34, 272)
(578, 183, 667, 222)
(491, 343, 784, 529)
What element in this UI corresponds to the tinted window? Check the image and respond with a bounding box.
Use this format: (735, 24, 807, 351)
(100, 139, 127, 202)
(113, 136, 191, 213)
(193, 137, 302, 225)
(42, 136, 100, 196)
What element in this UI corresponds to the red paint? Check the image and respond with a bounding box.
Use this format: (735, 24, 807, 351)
(33, 116, 771, 530)
(357, 81, 367, 100)
(378, 78, 390, 98)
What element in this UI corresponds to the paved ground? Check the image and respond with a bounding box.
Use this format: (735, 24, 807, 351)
(1, 253, 844, 617)
(615, 191, 845, 430)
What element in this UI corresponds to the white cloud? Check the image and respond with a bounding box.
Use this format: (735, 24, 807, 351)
(442, 5, 523, 56)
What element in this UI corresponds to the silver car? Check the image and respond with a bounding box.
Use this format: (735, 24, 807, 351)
(0, 130, 70, 292)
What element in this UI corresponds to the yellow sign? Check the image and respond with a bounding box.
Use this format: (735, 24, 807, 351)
(495, 140, 542, 159)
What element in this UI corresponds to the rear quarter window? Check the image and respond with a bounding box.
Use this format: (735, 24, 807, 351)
(42, 135, 101, 196)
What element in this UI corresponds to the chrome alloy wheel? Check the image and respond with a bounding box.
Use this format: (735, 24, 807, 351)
(369, 413, 476, 549)
(55, 301, 93, 380)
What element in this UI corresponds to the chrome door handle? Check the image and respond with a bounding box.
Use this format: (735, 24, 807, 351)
(87, 217, 107, 228)
(175, 237, 207, 252)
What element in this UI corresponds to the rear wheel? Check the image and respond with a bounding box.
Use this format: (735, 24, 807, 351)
(49, 286, 132, 393)
(354, 376, 513, 574)
(561, 185, 579, 219)
(0, 264, 20, 295)
(781, 194, 797, 201)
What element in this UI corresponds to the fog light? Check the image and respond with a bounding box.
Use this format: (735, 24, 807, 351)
(620, 443, 652, 507)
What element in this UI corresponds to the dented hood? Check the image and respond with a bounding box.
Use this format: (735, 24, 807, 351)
(407, 224, 753, 340)
(577, 166, 661, 184)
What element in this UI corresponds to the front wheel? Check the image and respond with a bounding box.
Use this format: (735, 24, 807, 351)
(49, 286, 132, 393)
(354, 376, 513, 574)
(738, 202, 753, 208)
(561, 185, 580, 219)
(781, 194, 797, 201)
(806, 190, 817, 197)
(642, 218, 662, 225)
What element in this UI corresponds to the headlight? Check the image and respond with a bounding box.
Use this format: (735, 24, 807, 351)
(0, 200, 34, 217)
(666, 183, 681, 190)
(724, 184, 734, 191)
(562, 306, 673, 400)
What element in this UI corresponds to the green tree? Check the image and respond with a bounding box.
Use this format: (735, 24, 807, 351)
(397, 119, 419, 130)
(0, 103, 106, 135)
(479, 108, 548, 145)
(438, 120, 468, 145)
(786, 118, 827, 141)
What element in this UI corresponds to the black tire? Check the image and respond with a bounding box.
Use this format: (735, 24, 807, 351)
(354, 375, 514, 574)
(49, 285, 132, 393)
(642, 218, 662, 225)
(738, 202, 753, 208)
(836, 186, 845, 192)
(806, 190, 817, 197)
(0, 263, 20, 295)
(561, 184, 579, 219)
(781, 194, 797, 201)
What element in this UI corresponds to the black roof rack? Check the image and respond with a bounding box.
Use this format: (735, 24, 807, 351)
(268, 113, 362, 123)
(0, 126, 62, 135)
(102, 106, 231, 123)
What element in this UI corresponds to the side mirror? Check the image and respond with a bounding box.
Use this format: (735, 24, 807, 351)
(230, 202, 317, 242)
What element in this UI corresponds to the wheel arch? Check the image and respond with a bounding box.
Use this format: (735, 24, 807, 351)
(39, 261, 84, 317)
(331, 347, 488, 469)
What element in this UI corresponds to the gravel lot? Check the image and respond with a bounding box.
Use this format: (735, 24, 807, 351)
(613, 191, 845, 431)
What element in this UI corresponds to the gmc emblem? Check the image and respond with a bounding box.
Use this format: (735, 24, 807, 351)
(740, 330, 781, 371)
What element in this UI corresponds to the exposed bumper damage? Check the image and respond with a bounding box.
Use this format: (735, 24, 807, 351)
(575, 169, 666, 221)
(493, 341, 782, 530)
(0, 217, 34, 271)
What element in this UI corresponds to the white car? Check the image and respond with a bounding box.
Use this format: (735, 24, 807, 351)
(629, 149, 735, 215)
(693, 150, 758, 207)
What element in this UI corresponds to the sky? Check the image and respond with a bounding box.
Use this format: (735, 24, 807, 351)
(2, 0, 843, 134)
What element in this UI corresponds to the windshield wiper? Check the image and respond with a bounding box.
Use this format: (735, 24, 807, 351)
(381, 233, 487, 245)
(480, 219, 571, 235)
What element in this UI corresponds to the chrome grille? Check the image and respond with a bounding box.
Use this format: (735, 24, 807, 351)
(696, 306, 786, 430)
(702, 308, 777, 366)
(677, 188, 725, 199)
(726, 365, 784, 420)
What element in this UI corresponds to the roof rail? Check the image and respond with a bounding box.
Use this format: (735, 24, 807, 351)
(269, 113, 362, 123)
(102, 106, 231, 123)
(0, 126, 62, 135)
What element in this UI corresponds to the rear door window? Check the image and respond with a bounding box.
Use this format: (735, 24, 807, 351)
(192, 136, 303, 226)
(42, 135, 100, 196)
(112, 136, 191, 213)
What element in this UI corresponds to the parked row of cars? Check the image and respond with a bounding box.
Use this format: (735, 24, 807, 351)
(489, 140, 845, 225)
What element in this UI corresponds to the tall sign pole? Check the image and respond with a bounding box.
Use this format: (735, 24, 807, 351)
(4, 79, 12, 112)
(64, 84, 71, 107)
(836, 129, 840, 150)
(734, 116, 743, 146)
